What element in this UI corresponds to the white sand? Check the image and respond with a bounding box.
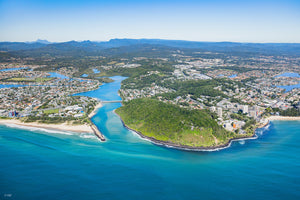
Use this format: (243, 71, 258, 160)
(0, 103, 104, 135)
(88, 102, 103, 118)
(266, 116, 300, 121)
(0, 119, 93, 133)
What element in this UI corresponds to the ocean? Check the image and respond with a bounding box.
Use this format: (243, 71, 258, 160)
(0, 76, 299, 200)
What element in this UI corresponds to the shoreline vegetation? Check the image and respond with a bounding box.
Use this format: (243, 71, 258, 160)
(114, 98, 254, 151)
(114, 109, 257, 151)
(115, 100, 300, 151)
(0, 102, 104, 138)
(118, 113, 300, 151)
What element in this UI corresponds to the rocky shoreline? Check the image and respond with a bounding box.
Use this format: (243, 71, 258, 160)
(114, 105, 300, 151)
(114, 110, 258, 151)
(88, 102, 106, 141)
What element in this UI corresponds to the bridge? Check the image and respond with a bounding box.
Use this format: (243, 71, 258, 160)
(101, 100, 122, 103)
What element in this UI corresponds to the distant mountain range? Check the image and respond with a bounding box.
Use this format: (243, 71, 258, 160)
(1, 39, 300, 57)
(26, 39, 52, 44)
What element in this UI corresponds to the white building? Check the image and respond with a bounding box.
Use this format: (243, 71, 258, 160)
(243, 105, 248, 114)
(249, 110, 257, 119)
(210, 106, 216, 112)
(217, 107, 223, 118)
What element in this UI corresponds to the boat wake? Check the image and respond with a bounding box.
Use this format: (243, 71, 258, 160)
(239, 140, 246, 145)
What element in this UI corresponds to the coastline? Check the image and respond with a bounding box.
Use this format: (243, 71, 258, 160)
(0, 119, 93, 133)
(0, 102, 104, 134)
(115, 100, 300, 151)
(88, 102, 103, 118)
(266, 116, 300, 121)
(88, 102, 106, 141)
(0, 100, 105, 140)
(114, 110, 257, 151)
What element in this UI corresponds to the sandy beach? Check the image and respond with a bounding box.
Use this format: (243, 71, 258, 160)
(0, 119, 93, 133)
(0, 102, 105, 138)
(267, 116, 300, 121)
(88, 102, 103, 118)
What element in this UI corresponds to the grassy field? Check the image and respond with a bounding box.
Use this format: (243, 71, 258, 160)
(6, 77, 54, 82)
(43, 109, 59, 114)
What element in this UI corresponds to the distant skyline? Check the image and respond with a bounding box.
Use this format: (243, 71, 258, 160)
(1, 0, 300, 43)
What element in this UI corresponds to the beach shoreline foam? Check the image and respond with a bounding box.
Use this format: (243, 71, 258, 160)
(0, 101, 105, 140)
(0, 119, 94, 133)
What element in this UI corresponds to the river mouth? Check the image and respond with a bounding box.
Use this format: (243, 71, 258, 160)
(74, 75, 269, 152)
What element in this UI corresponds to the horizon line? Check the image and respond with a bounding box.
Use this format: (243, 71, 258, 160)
(1, 38, 300, 44)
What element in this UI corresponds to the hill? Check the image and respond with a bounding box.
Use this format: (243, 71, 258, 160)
(115, 98, 244, 149)
(1, 39, 300, 58)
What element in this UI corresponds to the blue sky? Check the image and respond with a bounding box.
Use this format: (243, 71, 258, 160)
(0, 0, 300, 42)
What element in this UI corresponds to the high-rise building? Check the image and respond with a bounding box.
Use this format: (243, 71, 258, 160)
(249, 110, 257, 119)
(217, 107, 223, 118)
(243, 105, 248, 114)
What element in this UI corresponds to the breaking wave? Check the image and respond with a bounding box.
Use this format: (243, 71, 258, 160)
(4, 123, 74, 135)
(79, 133, 97, 139)
(256, 124, 270, 136)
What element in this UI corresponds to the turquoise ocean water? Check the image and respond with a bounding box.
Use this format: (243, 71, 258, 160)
(0, 76, 299, 200)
